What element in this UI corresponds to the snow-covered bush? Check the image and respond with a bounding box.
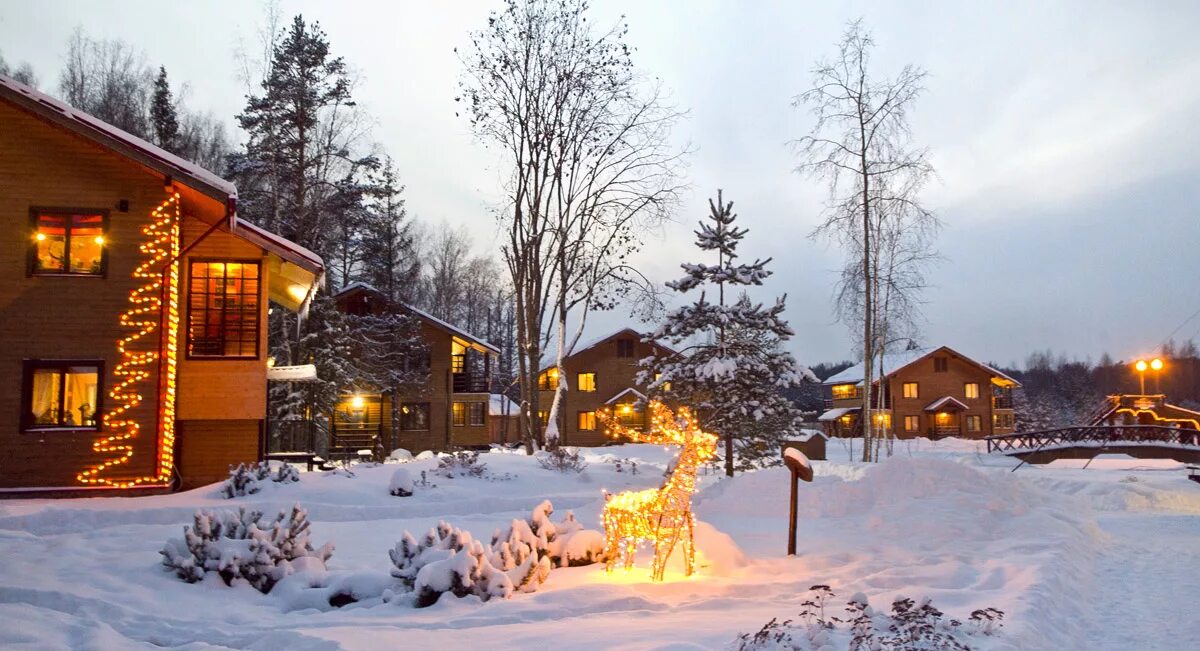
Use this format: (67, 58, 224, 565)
(734, 585, 1003, 650)
(220, 461, 299, 498)
(536, 447, 587, 473)
(610, 456, 639, 474)
(386, 500, 603, 608)
(160, 504, 334, 594)
(415, 450, 437, 461)
(389, 467, 414, 497)
(433, 450, 513, 481)
(389, 448, 414, 463)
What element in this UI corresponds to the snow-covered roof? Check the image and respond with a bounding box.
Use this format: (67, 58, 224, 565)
(604, 388, 646, 405)
(331, 284, 500, 354)
(490, 394, 520, 417)
(818, 407, 857, 421)
(925, 396, 969, 412)
(0, 73, 237, 203)
(823, 346, 1021, 387)
(233, 218, 324, 275)
(266, 364, 318, 382)
(796, 429, 830, 441)
(538, 327, 675, 372)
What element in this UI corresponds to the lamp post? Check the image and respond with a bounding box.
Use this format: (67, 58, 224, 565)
(1135, 359, 1148, 394)
(1150, 357, 1164, 394)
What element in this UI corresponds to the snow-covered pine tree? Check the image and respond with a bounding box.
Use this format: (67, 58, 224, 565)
(641, 191, 806, 476)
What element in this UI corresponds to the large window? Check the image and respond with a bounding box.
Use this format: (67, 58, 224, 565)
(538, 368, 558, 391)
(399, 403, 430, 431)
(578, 372, 596, 392)
(966, 415, 982, 432)
(964, 382, 980, 399)
(22, 360, 102, 431)
(187, 261, 260, 358)
(29, 210, 106, 276)
(452, 402, 467, 427)
(468, 402, 486, 426)
(831, 383, 860, 400)
(904, 415, 920, 432)
(902, 382, 919, 399)
(578, 411, 597, 431)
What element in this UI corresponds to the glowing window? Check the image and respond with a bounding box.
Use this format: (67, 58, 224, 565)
(22, 361, 101, 430)
(904, 415, 920, 432)
(578, 372, 596, 392)
(538, 368, 559, 391)
(30, 210, 106, 276)
(902, 382, 919, 399)
(578, 411, 597, 431)
(452, 402, 466, 427)
(964, 383, 980, 399)
(831, 384, 859, 400)
(187, 261, 260, 358)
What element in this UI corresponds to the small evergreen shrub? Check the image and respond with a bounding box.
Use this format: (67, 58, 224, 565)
(160, 504, 333, 594)
(433, 450, 487, 478)
(220, 461, 300, 498)
(536, 447, 588, 473)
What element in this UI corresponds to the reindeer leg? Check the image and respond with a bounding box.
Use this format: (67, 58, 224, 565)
(682, 512, 696, 576)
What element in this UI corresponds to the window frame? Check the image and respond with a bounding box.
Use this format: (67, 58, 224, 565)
(903, 415, 920, 432)
(468, 402, 486, 426)
(399, 402, 431, 431)
(616, 339, 635, 358)
(902, 382, 919, 399)
(538, 369, 558, 391)
(578, 372, 596, 392)
(452, 402, 467, 427)
(27, 207, 110, 278)
(966, 415, 983, 432)
(185, 259, 263, 361)
(964, 382, 980, 399)
(578, 410, 597, 431)
(934, 357, 948, 372)
(20, 358, 105, 433)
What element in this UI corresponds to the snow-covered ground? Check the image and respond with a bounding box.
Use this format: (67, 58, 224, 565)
(1, 439, 1198, 650)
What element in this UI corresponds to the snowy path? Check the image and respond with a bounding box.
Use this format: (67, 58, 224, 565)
(1085, 512, 1200, 650)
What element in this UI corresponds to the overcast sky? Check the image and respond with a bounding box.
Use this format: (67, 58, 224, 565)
(3, 0, 1198, 368)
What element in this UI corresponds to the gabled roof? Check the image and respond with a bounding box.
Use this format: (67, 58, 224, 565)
(538, 327, 675, 372)
(0, 74, 236, 204)
(823, 345, 1021, 387)
(818, 407, 857, 421)
(233, 218, 323, 275)
(330, 284, 500, 354)
(604, 387, 646, 405)
(924, 396, 969, 412)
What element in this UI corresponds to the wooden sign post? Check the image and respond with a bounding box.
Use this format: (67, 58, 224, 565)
(783, 447, 814, 556)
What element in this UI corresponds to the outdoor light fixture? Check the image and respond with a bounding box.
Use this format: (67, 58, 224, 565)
(287, 284, 309, 302)
(94, 235, 105, 246)
(35, 232, 46, 241)
(1150, 358, 1164, 371)
(1133, 358, 1165, 394)
(350, 395, 366, 410)
(266, 356, 276, 368)
(1135, 360, 1149, 373)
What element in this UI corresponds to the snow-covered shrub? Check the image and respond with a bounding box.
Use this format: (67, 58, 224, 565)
(386, 500, 603, 608)
(536, 447, 587, 473)
(389, 448, 414, 463)
(415, 450, 437, 461)
(433, 450, 487, 478)
(389, 468, 414, 497)
(734, 585, 1002, 650)
(610, 457, 639, 474)
(219, 461, 299, 498)
(160, 504, 334, 594)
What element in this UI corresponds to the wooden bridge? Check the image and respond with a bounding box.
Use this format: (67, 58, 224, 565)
(985, 425, 1200, 465)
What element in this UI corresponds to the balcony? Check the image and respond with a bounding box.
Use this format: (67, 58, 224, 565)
(993, 396, 1014, 409)
(453, 372, 488, 393)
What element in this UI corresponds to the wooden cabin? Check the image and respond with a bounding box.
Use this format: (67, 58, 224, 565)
(819, 346, 1020, 440)
(0, 74, 323, 494)
(537, 328, 675, 446)
(329, 283, 498, 455)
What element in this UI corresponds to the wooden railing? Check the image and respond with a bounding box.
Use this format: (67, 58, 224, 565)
(985, 425, 1200, 454)
(453, 372, 488, 393)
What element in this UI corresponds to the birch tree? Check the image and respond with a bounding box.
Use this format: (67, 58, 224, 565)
(459, 0, 684, 452)
(793, 20, 936, 461)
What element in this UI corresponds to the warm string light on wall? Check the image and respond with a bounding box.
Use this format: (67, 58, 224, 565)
(77, 191, 181, 488)
(598, 401, 718, 581)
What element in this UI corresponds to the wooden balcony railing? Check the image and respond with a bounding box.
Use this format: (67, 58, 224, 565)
(453, 372, 488, 393)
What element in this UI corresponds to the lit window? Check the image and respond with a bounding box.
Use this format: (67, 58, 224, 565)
(30, 211, 106, 276)
(399, 403, 430, 431)
(22, 361, 102, 430)
(616, 402, 641, 428)
(578, 411, 597, 431)
(874, 412, 892, 429)
(966, 415, 982, 432)
(993, 412, 1013, 429)
(904, 415, 920, 432)
(538, 369, 559, 391)
(964, 383, 979, 399)
(831, 384, 859, 400)
(654, 373, 672, 392)
(902, 382, 919, 399)
(187, 261, 260, 358)
(452, 402, 466, 427)
(578, 372, 596, 392)
(468, 402, 486, 426)
(451, 354, 466, 373)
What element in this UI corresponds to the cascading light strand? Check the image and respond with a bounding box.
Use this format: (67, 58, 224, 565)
(77, 191, 182, 488)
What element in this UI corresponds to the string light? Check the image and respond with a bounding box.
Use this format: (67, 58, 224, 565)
(597, 401, 718, 581)
(77, 191, 181, 488)
(1112, 407, 1200, 431)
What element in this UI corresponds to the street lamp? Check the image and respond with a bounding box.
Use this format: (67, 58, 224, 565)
(1134, 360, 1148, 394)
(1150, 358, 1164, 394)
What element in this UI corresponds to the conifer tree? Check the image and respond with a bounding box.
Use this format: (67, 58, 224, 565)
(641, 190, 807, 475)
(150, 66, 179, 152)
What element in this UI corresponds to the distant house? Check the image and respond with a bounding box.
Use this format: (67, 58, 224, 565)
(819, 346, 1020, 439)
(329, 283, 498, 455)
(0, 74, 324, 493)
(1090, 394, 1200, 429)
(537, 328, 675, 446)
(489, 393, 521, 444)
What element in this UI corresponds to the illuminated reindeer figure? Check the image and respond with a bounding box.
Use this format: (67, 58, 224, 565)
(598, 400, 719, 580)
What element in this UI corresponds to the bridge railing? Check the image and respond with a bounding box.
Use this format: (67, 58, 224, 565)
(985, 425, 1200, 454)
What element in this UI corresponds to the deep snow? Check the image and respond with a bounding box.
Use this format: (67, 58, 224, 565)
(0, 439, 1197, 650)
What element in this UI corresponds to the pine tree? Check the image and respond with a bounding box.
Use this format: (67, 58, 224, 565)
(150, 66, 179, 152)
(641, 190, 806, 476)
(358, 158, 418, 303)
